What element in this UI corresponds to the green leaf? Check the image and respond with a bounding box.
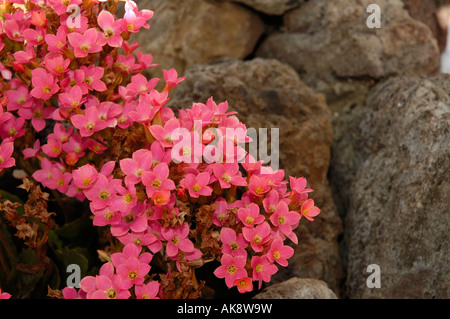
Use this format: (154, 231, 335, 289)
(53, 214, 92, 241)
(54, 246, 89, 279)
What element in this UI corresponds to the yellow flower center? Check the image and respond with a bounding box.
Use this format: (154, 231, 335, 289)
(221, 174, 231, 182)
(229, 242, 238, 251)
(272, 251, 280, 260)
(124, 194, 133, 203)
(245, 216, 254, 225)
(227, 265, 236, 275)
(192, 184, 201, 192)
(255, 264, 263, 273)
(105, 211, 114, 220)
(152, 179, 162, 188)
(99, 190, 110, 200)
(124, 214, 135, 223)
(106, 288, 117, 299)
(253, 235, 262, 245)
(80, 44, 90, 52)
(128, 271, 137, 280)
(277, 216, 286, 225)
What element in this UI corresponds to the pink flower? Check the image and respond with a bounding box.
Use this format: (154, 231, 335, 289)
(5, 85, 32, 111)
(92, 207, 121, 227)
(45, 27, 67, 52)
(23, 139, 41, 159)
(0, 116, 25, 140)
(44, 52, 70, 75)
(220, 227, 248, 257)
(110, 182, 137, 215)
(267, 239, 294, 267)
(30, 68, 59, 100)
(81, 273, 130, 299)
(111, 245, 153, 288)
(233, 277, 253, 294)
(41, 136, 63, 158)
(48, 0, 82, 15)
(212, 162, 247, 189)
(162, 68, 186, 90)
(262, 189, 282, 214)
(211, 197, 229, 226)
(180, 172, 212, 198)
(17, 102, 54, 133)
(32, 158, 58, 189)
(84, 174, 119, 210)
(68, 28, 105, 58)
(300, 199, 321, 221)
(72, 164, 98, 189)
(161, 223, 195, 258)
(248, 174, 270, 197)
(141, 162, 175, 197)
(238, 203, 265, 228)
(149, 117, 181, 148)
(289, 176, 313, 203)
(214, 254, 248, 288)
(135, 281, 160, 299)
(251, 256, 277, 289)
(126, 74, 159, 96)
(151, 190, 172, 207)
(51, 166, 72, 194)
(117, 230, 162, 254)
(110, 204, 149, 237)
(62, 287, 86, 299)
(119, 149, 153, 185)
(75, 66, 107, 93)
(116, 255, 151, 289)
(97, 10, 124, 47)
(58, 85, 85, 110)
(70, 106, 107, 137)
(269, 201, 301, 237)
(0, 288, 11, 299)
(242, 222, 271, 252)
(0, 140, 15, 172)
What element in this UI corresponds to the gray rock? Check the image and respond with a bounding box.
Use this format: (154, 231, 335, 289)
(169, 57, 344, 295)
(129, 0, 265, 77)
(224, 0, 303, 15)
(343, 75, 450, 298)
(253, 277, 338, 299)
(256, 0, 440, 103)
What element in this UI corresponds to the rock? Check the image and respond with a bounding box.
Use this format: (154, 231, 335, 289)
(343, 75, 450, 298)
(402, 0, 441, 50)
(130, 0, 265, 77)
(253, 277, 338, 299)
(256, 0, 440, 104)
(223, 0, 303, 15)
(169, 57, 343, 294)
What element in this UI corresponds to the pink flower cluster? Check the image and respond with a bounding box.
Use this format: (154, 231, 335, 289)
(63, 244, 159, 299)
(0, 0, 321, 298)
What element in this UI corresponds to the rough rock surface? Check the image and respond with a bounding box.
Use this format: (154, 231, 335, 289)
(224, 0, 303, 15)
(169, 57, 343, 294)
(253, 277, 338, 299)
(256, 0, 440, 104)
(342, 75, 450, 298)
(130, 0, 265, 77)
